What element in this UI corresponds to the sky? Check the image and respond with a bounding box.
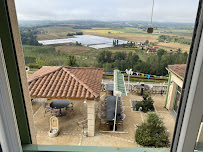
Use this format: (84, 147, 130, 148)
(15, 0, 199, 23)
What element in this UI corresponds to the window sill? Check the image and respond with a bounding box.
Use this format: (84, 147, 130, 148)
(22, 144, 170, 152)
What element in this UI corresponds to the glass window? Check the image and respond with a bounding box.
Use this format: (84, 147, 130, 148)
(174, 86, 182, 113)
(14, 0, 199, 149)
(1, 0, 203, 151)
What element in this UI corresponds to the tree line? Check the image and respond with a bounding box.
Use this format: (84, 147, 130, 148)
(158, 35, 191, 45)
(67, 32, 83, 36)
(96, 49, 188, 76)
(20, 28, 42, 46)
(23, 45, 188, 77)
(113, 40, 136, 48)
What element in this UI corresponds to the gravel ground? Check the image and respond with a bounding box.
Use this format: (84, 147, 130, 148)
(33, 92, 175, 147)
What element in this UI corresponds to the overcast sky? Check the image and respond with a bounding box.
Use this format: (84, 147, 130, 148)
(15, 0, 199, 23)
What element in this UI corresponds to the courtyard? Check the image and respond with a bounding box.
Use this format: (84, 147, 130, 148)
(32, 92, 175, 148)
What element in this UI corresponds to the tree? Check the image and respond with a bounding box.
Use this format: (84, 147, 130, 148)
(105, 51, 112, 63)
(76, 41, 81, 45)
(67, 54, 78, 67)
(157, 49, 166, 58)
(145, 40, 149, 45)
(103, 63, 113, 72)
(135, 94, 154, 112)
(36, 58, 49, 66)
(177, 48, 182, 54)
(76, 32, 83, 35)
(67, 33, 75, 36)
(97, 50, 106, 63)
(57, 50, 61, 55)
(136, 113, 169, 147)
(149, 42, 154, 46)
(158, 35, 168, 41)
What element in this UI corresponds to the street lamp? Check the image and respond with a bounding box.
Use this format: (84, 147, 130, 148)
(125, 69, 133, 92)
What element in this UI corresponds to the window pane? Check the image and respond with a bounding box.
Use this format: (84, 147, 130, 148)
(13, 0, 199, 150)
(174, 86, 182, 113)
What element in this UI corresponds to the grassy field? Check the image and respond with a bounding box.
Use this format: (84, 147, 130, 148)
(22, 44, 109, 68)
(37, 26, 79, 40)
(36, 26, 192, 51)
(31, 26, 192, 70)
(82, 28, 159, 42)
(156, 42, 190, 52)
(35, 26, 192, 64)
(54, 43, 92, 55)
(21, 25, 191, 83)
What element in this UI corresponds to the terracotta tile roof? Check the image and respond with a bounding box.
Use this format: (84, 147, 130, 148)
(168, 64, 186, 80)
(28, 66, 104, 100)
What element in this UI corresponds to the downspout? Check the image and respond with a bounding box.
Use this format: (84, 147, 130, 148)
(164, 68, 171, 108)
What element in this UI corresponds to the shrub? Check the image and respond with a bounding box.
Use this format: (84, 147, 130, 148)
(135, 113, 170, 147)
(24, 56, 36, 64)
(134, 94, 155, 112)
(67, 33, 75, 36)
(27, 63, 41, 69)
(135, 102, 143, 111)
(76, 32, 83, 35)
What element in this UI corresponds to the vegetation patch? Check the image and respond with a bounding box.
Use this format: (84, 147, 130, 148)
(133, 94, 155, 112)
(20, 27, 42, 46)
(136, 113, 170, 147)
(158, 35, 191, 45)
(97, 49, 188, 76)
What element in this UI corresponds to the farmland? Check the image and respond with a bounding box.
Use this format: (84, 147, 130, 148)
(36, 26, 192, 52)
(20, 21, 192, 81)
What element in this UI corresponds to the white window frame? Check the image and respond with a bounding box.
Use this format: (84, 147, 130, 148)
(171, 1, 203, 151)
(0, 0, 203, 152)
(176, 22, 203, 152)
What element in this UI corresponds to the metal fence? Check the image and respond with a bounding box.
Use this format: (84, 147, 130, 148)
(101, 82, 168, 94)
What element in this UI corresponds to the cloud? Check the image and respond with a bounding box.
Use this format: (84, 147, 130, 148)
(15, 0, 199, 23)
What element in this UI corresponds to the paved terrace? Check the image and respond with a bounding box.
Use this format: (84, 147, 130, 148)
(32, 92, 175, 147)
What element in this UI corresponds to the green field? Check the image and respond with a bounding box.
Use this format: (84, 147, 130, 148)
(21, 25, 190, 82)
(115, 28, 154, 34)
(22, 26, 191, 67)
(22, 44, 151, 69)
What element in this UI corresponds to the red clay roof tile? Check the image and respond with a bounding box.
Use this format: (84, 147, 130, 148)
(168, 64, 186, 80)
(28, 66, 104, 100)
